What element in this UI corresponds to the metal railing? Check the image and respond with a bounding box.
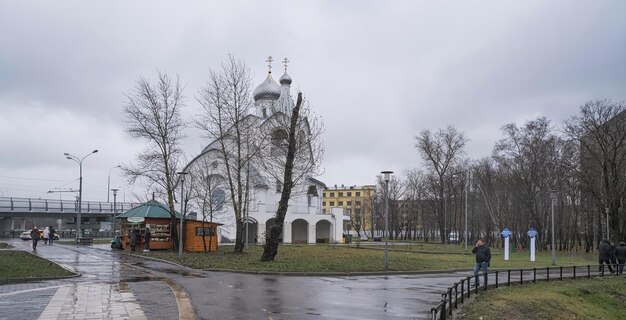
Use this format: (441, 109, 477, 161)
(1, 230, 116, 239)
(0, 197, 140, 215)
(430, 265, 616, 320)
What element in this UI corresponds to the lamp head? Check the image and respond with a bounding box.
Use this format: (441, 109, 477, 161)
(381, 170, 393, 182)
(111, 188, 119, 196)
(66, 156, 72, 160)
(92, 149, 98, 154)
(63, 153, 69, 156)
(177, 171, 188, 182)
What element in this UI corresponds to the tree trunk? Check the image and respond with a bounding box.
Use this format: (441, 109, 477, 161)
(261, 93, 303, 262)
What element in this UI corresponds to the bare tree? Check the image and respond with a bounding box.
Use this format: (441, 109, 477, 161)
(415, 126, 467, 243)
(122, 71, 186, 250)
(261, 92, 325, 261)
(188, 156, 227, 253)
(195, 55, 256, 254)
(564, 100, 626, 243)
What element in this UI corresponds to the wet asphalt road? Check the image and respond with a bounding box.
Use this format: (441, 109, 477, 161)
(2, 240, 473, 319)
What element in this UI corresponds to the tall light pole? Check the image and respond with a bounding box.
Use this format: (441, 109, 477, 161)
(107, 165, 121, 202)
(381, 170, 393, 271)
(65, 149, 98, 240)
(111, 188, 119, 235)
(177, 172, 188, 258)
(464, 172, 469, 252)
(550, 190, 557, 266)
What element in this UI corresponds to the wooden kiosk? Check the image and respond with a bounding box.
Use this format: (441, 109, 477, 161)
(115, 200, 221, 252)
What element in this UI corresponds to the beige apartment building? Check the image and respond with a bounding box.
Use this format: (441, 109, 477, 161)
(322, 185, 375, 235)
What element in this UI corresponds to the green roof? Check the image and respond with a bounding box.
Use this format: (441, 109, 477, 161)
(115, 200, 181, 219)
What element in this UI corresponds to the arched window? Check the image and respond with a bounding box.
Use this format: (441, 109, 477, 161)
(271, 128, 288, 156)
(211, 188, 226, 211)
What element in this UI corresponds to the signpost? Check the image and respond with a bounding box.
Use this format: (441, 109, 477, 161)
(501, 228, 512, 261)
(527, 228, 538, 262)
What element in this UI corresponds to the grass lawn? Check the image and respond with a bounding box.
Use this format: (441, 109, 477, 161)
(456, 277, 626, 320)
(0, 250, 74, 279)
(0, 242, 13, 249)
(142, 243, 597, 273)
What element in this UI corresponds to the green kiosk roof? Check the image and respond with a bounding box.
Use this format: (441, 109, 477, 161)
(115, 200, 181, 219)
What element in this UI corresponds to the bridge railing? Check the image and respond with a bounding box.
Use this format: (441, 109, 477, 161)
(0, 197, 140, 214)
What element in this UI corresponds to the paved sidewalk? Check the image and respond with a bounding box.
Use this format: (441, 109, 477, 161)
(3, 239, 479, 319)
(1, 240, 179, 320)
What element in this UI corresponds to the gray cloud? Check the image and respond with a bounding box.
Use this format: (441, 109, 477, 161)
(1, 0, 625, 198)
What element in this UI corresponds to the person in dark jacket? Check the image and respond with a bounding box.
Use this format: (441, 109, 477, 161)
(143, 228, 151, 252)
(471, 239, 491, 286)
(30, 227, 40, 251)
(48, 226, 56, 245)
(130, 228, 139, 252)
(599, 239, 614, 273)
(616, 241, 626, 275)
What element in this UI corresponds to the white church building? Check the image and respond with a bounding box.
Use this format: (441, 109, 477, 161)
(184, 57, 348, 244)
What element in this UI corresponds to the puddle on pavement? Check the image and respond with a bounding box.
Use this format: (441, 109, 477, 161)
(160, 268, 204, 278)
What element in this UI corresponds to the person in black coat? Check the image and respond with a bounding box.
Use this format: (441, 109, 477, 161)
(472, 239, 491, 286)
(143, 228, 151, 252)
(616, 241, 626, 275)
(130, 228, 139, 252)
(598, 239, 614, 273)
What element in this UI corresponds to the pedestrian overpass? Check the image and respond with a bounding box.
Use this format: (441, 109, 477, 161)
(0, 196, 141, 233)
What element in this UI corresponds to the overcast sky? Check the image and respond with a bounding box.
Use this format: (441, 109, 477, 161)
(1, 1, 625, 202)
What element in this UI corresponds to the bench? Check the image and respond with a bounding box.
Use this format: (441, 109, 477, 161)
(76, 237, 93, 245)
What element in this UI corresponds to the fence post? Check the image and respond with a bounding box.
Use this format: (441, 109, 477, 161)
(507, 270, 511, 286)
(533, 268, 537, 282)
(448, 288, 453, 316)
(454, 284, 458, 309)
(546, 267, 549, 282)
(441, 299, 447, 320)
(559, 266, 563, 280)
(520, 269, 524, 284)
(474, 275, 479, 294)
(495, 270, 499, 288)
(573, 266, 576, 279)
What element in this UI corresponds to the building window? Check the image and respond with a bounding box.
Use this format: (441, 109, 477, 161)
(338, 192, 343, 197)
(322, 201, 326, 206)
(356, 192, 361, 197)
(338, 201, 343, 206)
(212, 188, 226, 211)
(329, 201, 335, 206)
(356, 201, 361, 206)
(347, 192, 351, 197)
(211, 161, 218, 169)
(330, 192, 334, 197)
(195, 226, 215, 236)
(347, 201, 352, 206)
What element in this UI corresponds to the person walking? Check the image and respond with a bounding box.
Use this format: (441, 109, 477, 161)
(130, 228, 139, 252)
(610, 242, 618, 272)
(471, 239, 491, 287)
(143, 228, 151, 252)
(48, 226, 56, 246)
(43, 226, 50, 245)
(616, 241, 626, 275)
(599, 239, 614, 274)
(30, 227, 40, 251)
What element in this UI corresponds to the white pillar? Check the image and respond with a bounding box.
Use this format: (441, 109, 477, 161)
(283, 222, 292, 244)
(504, 237, 510, 261)
(258, 223, 266, 245)
(308, 223, 316, 244)
(530, 237, 536, 262)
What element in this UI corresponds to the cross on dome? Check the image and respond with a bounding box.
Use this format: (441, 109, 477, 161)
(283, 57, 289, 71)
(266, 56, 273, 73)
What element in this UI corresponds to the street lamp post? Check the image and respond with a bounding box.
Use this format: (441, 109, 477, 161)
(111, 188, 119, 235)
(381, 170, 393, 271)
(177, 172, 188, 258)
(64, 150, 98, 240)
(550, 190, 557, 266)
(464, 172, 469, 252)
(107, 165, 121, 202)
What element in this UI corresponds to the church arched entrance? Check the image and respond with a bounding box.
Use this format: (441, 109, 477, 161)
(242, 216, 258, 244)
(291, 219, 308, 244)
(265, 218, 283, 243)
(315, 220, 332, 243)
